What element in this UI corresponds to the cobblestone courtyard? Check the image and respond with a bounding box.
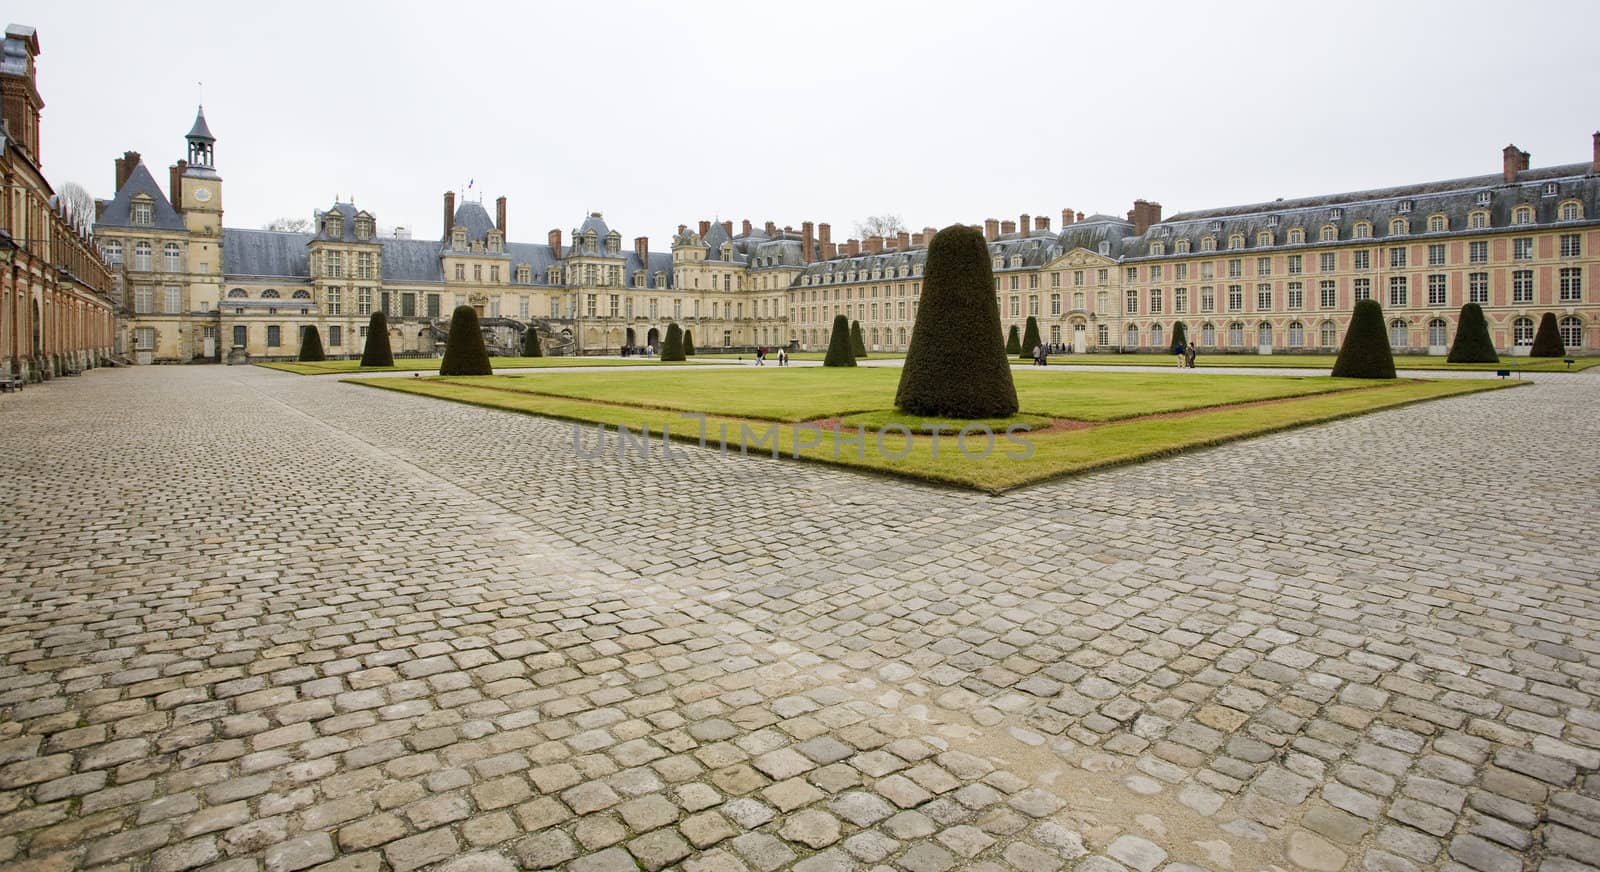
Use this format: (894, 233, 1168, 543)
(2, 365, 1598, 872)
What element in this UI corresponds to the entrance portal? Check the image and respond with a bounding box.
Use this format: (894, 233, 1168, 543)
(646, 327, 660, 349)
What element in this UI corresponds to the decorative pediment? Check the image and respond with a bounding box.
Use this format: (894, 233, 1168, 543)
(1046, 248, 1116, 269)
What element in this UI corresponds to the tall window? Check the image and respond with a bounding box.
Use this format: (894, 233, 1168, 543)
(1125, 325, 1138, 347)
(357, 287, 372, 315)
(163, 242, 182, 271)
(1513, 238, 1533, 260)
(267, 325, 281, 347)
(1255, 285, 1272, 310)
(1427, 275, 1446, 306)
(326, 251, 343, 278)
(1559, 316, 1583, 349)
(327, 286, 341, 315)
(1200, 287, 1215, 313)
(1227, 285, 1242, 311)
(1319, 253, 1335, 273)
(1288, 321, 1304, 348)
(1174, 288, 1188, 313)
(1389, 276, 1408, 307)
(1512, 270, 1533, 303)
(1389, 319, 1407, 348)
(357, 252, 373, 278)
(1287, 282, 1303, 310)
(1148, 289, 1163, 314)
(102, 239, 123, 265)
(133, 241, 152, 271)
(1125, 290, 1138, 314)
(1257, 323, 1273, 347)
(1513, 317, 1534, 346)
(1097, 324, 1109, 346)
(1050, 293, 1061, 316)
(134, 286, 153, 313)
(328, 326, 342, 346)
(1389, 247, 1408, 269)
(1201, 323, 1216, 346)
(1560, 234, 1581, 257)
(1321, 321, 1337, 346)
(1227, 259, 1242, 278)
(132, 201, 153, 226)
(1469, 273, 1489, 304)
(1319, 280, 1336, 308)
(1257, 257, 1272, 276)
(1427, 244, 1445, 266)
(1353, 250, 1370, 271)
(163, 286, 181, 313)
(1469, 241, 1488, 264)
(1428, 319, 1447, 347)
(1560, 268, 1582, 302)
(1227, 322, 1244, 346)
(1354, 278, 1372, 302)
(1287, 255, 1302, 275)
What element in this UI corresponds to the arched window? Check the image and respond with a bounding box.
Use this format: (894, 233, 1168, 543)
(1125, 324, 1139, 347)
(1353, 222, 1372, 239)
(1427, 215, 1447, 233)
(1288, 321, 1305, 348)
(1559, 316, 1582, 349)
(1150, 324, 1163, 348)
(1320, 225, 1338, 242)
(227, 288, 247, 298)
(133, 241, 153, 271)
(1175, 239, 1191, 253)
(1320, 321, 1338, 347)
(1560, 201, 1583, 221)
(292, 289, 311, 299)
(1149, 242, 1164, 256)
(1389, 218, 1409, 236)
(1201, 322, 1216, 346)
(1257, 322, 1273, 347)
(261, 289, 280, 299)
(1227, 322, 1245, 346)
(1288, 228, 1305, 244)
(101, 239, 123, 265)
(1513, 317, 1534, 346)
(1512, 206, 1534, 226)
(1200, 237, 1216, 252)
(163, 242, 182, 271)
(898, 327, 907, 348)
(1256, 231, 1273, 247)
(1428, 318, 1448, 347)
(1468, 210, 1489, 229)
(1390, 319, 1409, 348)
(1229, 234, 1245, 250)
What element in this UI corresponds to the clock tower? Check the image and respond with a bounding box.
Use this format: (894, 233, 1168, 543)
(179, 105, 223, 312)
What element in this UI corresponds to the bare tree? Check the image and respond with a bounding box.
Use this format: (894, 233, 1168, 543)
(263, 217, 311, 232)
(57, 181, 95, 228)
(853, 214, 907, 239)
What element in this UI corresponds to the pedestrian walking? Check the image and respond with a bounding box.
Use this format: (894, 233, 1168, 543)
(778, 348, 788, 366)
(1185, 341, 1198, 368)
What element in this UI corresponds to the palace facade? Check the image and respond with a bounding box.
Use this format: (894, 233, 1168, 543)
(98, 110, 1599, 362)
(1, 24, 117, 382)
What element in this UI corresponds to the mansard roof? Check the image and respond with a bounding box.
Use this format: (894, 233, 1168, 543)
(96, 162, 187, 231)
(450, 201, 497, 244)
(1055, 216, 1134, 258)
(576, 213, 612, 239)
(312, 202, 378, 243)
(223, 229, 312, 277)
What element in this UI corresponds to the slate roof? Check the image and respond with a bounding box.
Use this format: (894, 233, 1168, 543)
(186, 107, 215, 143)
(313, 202, 379, 244)
(449, 202, 497, 245)
(381, 238, 446, 283)
(1055, 216, 1135, 258)
(97, 163, 187, 231)
(222, 229, 312, 278)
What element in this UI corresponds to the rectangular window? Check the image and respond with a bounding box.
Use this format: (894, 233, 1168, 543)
(1124, 290, 1138, 314)
(1227, 259, 1242, 278)
(357, 252, 373, 279)
(1287, 255, 1302, 275)
(609, 295, 620, 317)
(1149, 289, 1163, 314)
(474, 264, 483, 282)
(492, 266, 501, 282)
(1028, 275, 1039, 290)
(328, 325, 342, 346)
(1175, 264, 1187, 280)
(134, 286, 153, 313)
(1428, 243, 1445, 266)
(1009, 296, 1020, 317)
(1389, 275, 1408, 307)
(1389, 247, 1408, 269)
(1513, 238, 1533, 260)
(399, 293, 415, 317)
(427, 294, 441, 317)
(134, 327, 155, 349)
(163, 286, 182, 314)
(1009, 276, 1019, 291)
(1560, 267, 1582, 302)
(326, 251, 343, 278)
(1469, 273, 1489, 304)
(1050, 271, 1061, 288)
(1097, 268, 1108, 285)
(1319, 253, 1335, 273)
(326, 286, 341, 315)
(1353, 250, 1370, 271)
(1200, 286, 1215, 313)
(267, 325, 281, 347)
(1227, 285, 1242, 311)
(1319, 280, 1336, 308)
(1256, 256, 1271, 276)
(1050, 293, 1061, 316)
(1073, 270, 1084, 287)
(357, 287, 372, 315)
(1428, 274, 1446, 306)
(1256, 284, 1272, 310)
(1174, 287, 1187, 313)
(1469, 241, 1488, 264)
(1560, 233, 1581, 258)
(1354, 278, 1372, 302)
(1201, 262, 1215, 279)
(1513, 270, 1533, 302)
(1028, 295, 1039, 316)
(455, 263, 465, 280)
(1126, 267, 1138, 282)
(1287, 282, 1303, 310)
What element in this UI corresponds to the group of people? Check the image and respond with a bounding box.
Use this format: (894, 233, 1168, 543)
(1173, 340, 1199, 368)
(1030, 344, 1050, 367)
(754, 346, 788, 366)
(620, 345, 655, 358)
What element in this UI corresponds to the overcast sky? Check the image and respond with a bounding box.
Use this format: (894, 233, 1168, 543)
(15, 0, 1600, 245)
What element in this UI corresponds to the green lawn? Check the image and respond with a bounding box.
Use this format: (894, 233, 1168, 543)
(692, 351, 906, 362)
(348, 367, 1516, 492)
(258, 357, 707, 376)
(1032, 352, 1598, 372)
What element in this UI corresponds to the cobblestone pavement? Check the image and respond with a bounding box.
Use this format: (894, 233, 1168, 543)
(2, 365, 1598, 872)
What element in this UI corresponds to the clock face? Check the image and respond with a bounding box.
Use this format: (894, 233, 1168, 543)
(193, 187, 212, 202)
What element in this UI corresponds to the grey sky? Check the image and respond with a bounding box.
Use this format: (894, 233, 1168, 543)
(16, 0, 1600, 244)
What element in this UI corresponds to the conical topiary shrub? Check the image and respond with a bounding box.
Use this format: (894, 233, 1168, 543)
(522, 325, 543, 357)
(1020, 316, 1042, 360)
(896, 225, 1018, 417)
(824, 315, 856, 367)
(851, 320, 868, 358)
(1171, 321, 1188, 353)
(1005, 324, 1022, 356)
(360, 310, 395, 367)
(1331, 299, 1396, 379)
(298, 325, 326, 362)
(1446, 303, 1497, 363)
(1530, 312, 1565, 357)
(683, 330, 695, 356)
(439, 306, 492, 375)
(661, 323, 686, 361)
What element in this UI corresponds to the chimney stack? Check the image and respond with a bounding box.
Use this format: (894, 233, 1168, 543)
(168, 161, 185, 211)
(742, 219, 752, 236)
(844, 239, 861, 257)
(721, 220, 733, 237)
(1001, 220, 1017, 236)
(924, 226, 937, 242)
(444, 191, 456, 239)
(1020, 214, 1031, 236)
(896, 231, 911, 251)
(496, 196, 507, 235)
(801, 221, 815, 262)
(1076, 210, 1086, 223)
(114, 150, 141, 192)
(1036, 215, 1050, 231)
(1061, 208, 1073, 226)
(698, 220, 711, 237)
(548, 228, 563, 259)
(1127, 199, 1163, 235)
(1502, 144, 1531, 184)
(678, 224, 687, 235)
(818, 223, 832, 244)
(984, 219, 1000, 241)
(634, 236, 649, 264)
(765, 221, 777, 236)
(1592, 131, 1598, 174)
(865, 236, 884, 255)
(912, 232, 924, 247)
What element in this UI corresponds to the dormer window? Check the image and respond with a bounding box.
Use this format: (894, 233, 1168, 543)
(606, 231, 621, 255)
(1389, 218, 1409, 235)
(1209, 221, 1222, 232)
(1150, 242, 1165, 256)
(1320, 225, 1338, 242)
(326, 215, 343, 238)
(1469, 210, 1489, 229)
(1228, 234, 1245, 250)
(1331, 209, 1344, 220)
(655, 271, 667, 287)
(1397, 200, 1413, 213)
(516, 265, 530, 283)
(1009, 256, 1022, 268)
(992, 255, 1003, 269)
(452, 228, 467, 248)
(131, 199, 153, 227)
(1175, 239, 1191, 253)
(1560, 201, 1583, 221)
(1287, 228, 1305, 244)
(546, 265, 562, 284)
(1098, 241, 1111, 255)
(355, 217, 373, 240)
(1267, 215, 1280, 227)
(1512, 206, 1534, 225)
(1353, 222, 1372, 239)
(1476, 192, 1492, 207)
(1427, 215, 1447, 233)
(583, 230, 597, 254)
(1543, 183, 1558, 197)
(1255, 231, 1273, 247)
(1199, 237, 1216, 252)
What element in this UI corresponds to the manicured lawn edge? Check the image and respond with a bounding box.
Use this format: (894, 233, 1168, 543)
(1014, 354, 1598, 373)
(345, 375, 1519, 494)
(257, 358, 711, 376)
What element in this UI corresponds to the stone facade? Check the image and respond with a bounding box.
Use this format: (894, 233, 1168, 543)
(97, 108, 1600, 361)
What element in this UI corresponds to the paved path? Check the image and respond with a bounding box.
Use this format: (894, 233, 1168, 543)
(1, 366, 1597, 872)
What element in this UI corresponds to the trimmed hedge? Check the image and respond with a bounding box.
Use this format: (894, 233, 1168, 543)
(1530, 312, 1565, 357)
(298, 325, 326, 362)
(1331, 299, 1396, 379)
(438, 306, 492, 375)
(1170, 321, 1188, 352)
(851, 320, 868, 358)
(683, 330, 695, 356)
(824, 314, 856, 367)
(1021, 316, 1041, 360)
(661, 323, 686, 361)
(522, 325, 543, 357)
(1005, 324, 1022, 356)
(1446, 303, 1497, 363)
(359, 311, 394, 367)
(895, 225, 1018, 417)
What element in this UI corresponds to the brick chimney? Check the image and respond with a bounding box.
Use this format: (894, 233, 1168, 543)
(1036, 216, 1050, 231)
(765, 221, 777, 236)
(1128, 199, 1163, 235)
(741, 219, 752, 236)
(822, 241, 837, 260)
(634, 236, 649, 264)
(168, 161, 185, 211)
(677, 224, 687, 235)
(819, 223, 832, 245)
(1020, 214, 1030, 236)
(548, 228, 563, 259)
(923, 226, 937, 241)
(865, 236, 884, 255)
(721, 220, 733, 237)
(1502, 144, 1531, 183)
(844, 239, 861, 257)
(984, 219, 1000, 241)
(496, 196, 507, 235)
(911, 232, 924, 247)
(1592, 131, 1599, 174)
(896, 231, 911, 251)
(698, 220, 710, 237)
(443, 191, 456, 239)
(1061, 208, 1073, 226)
(1001, 220, 1017, 236)
(114, 150, 141, 192)
(1076, 210, 1086, 223)
(801, 221, 815, 262)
